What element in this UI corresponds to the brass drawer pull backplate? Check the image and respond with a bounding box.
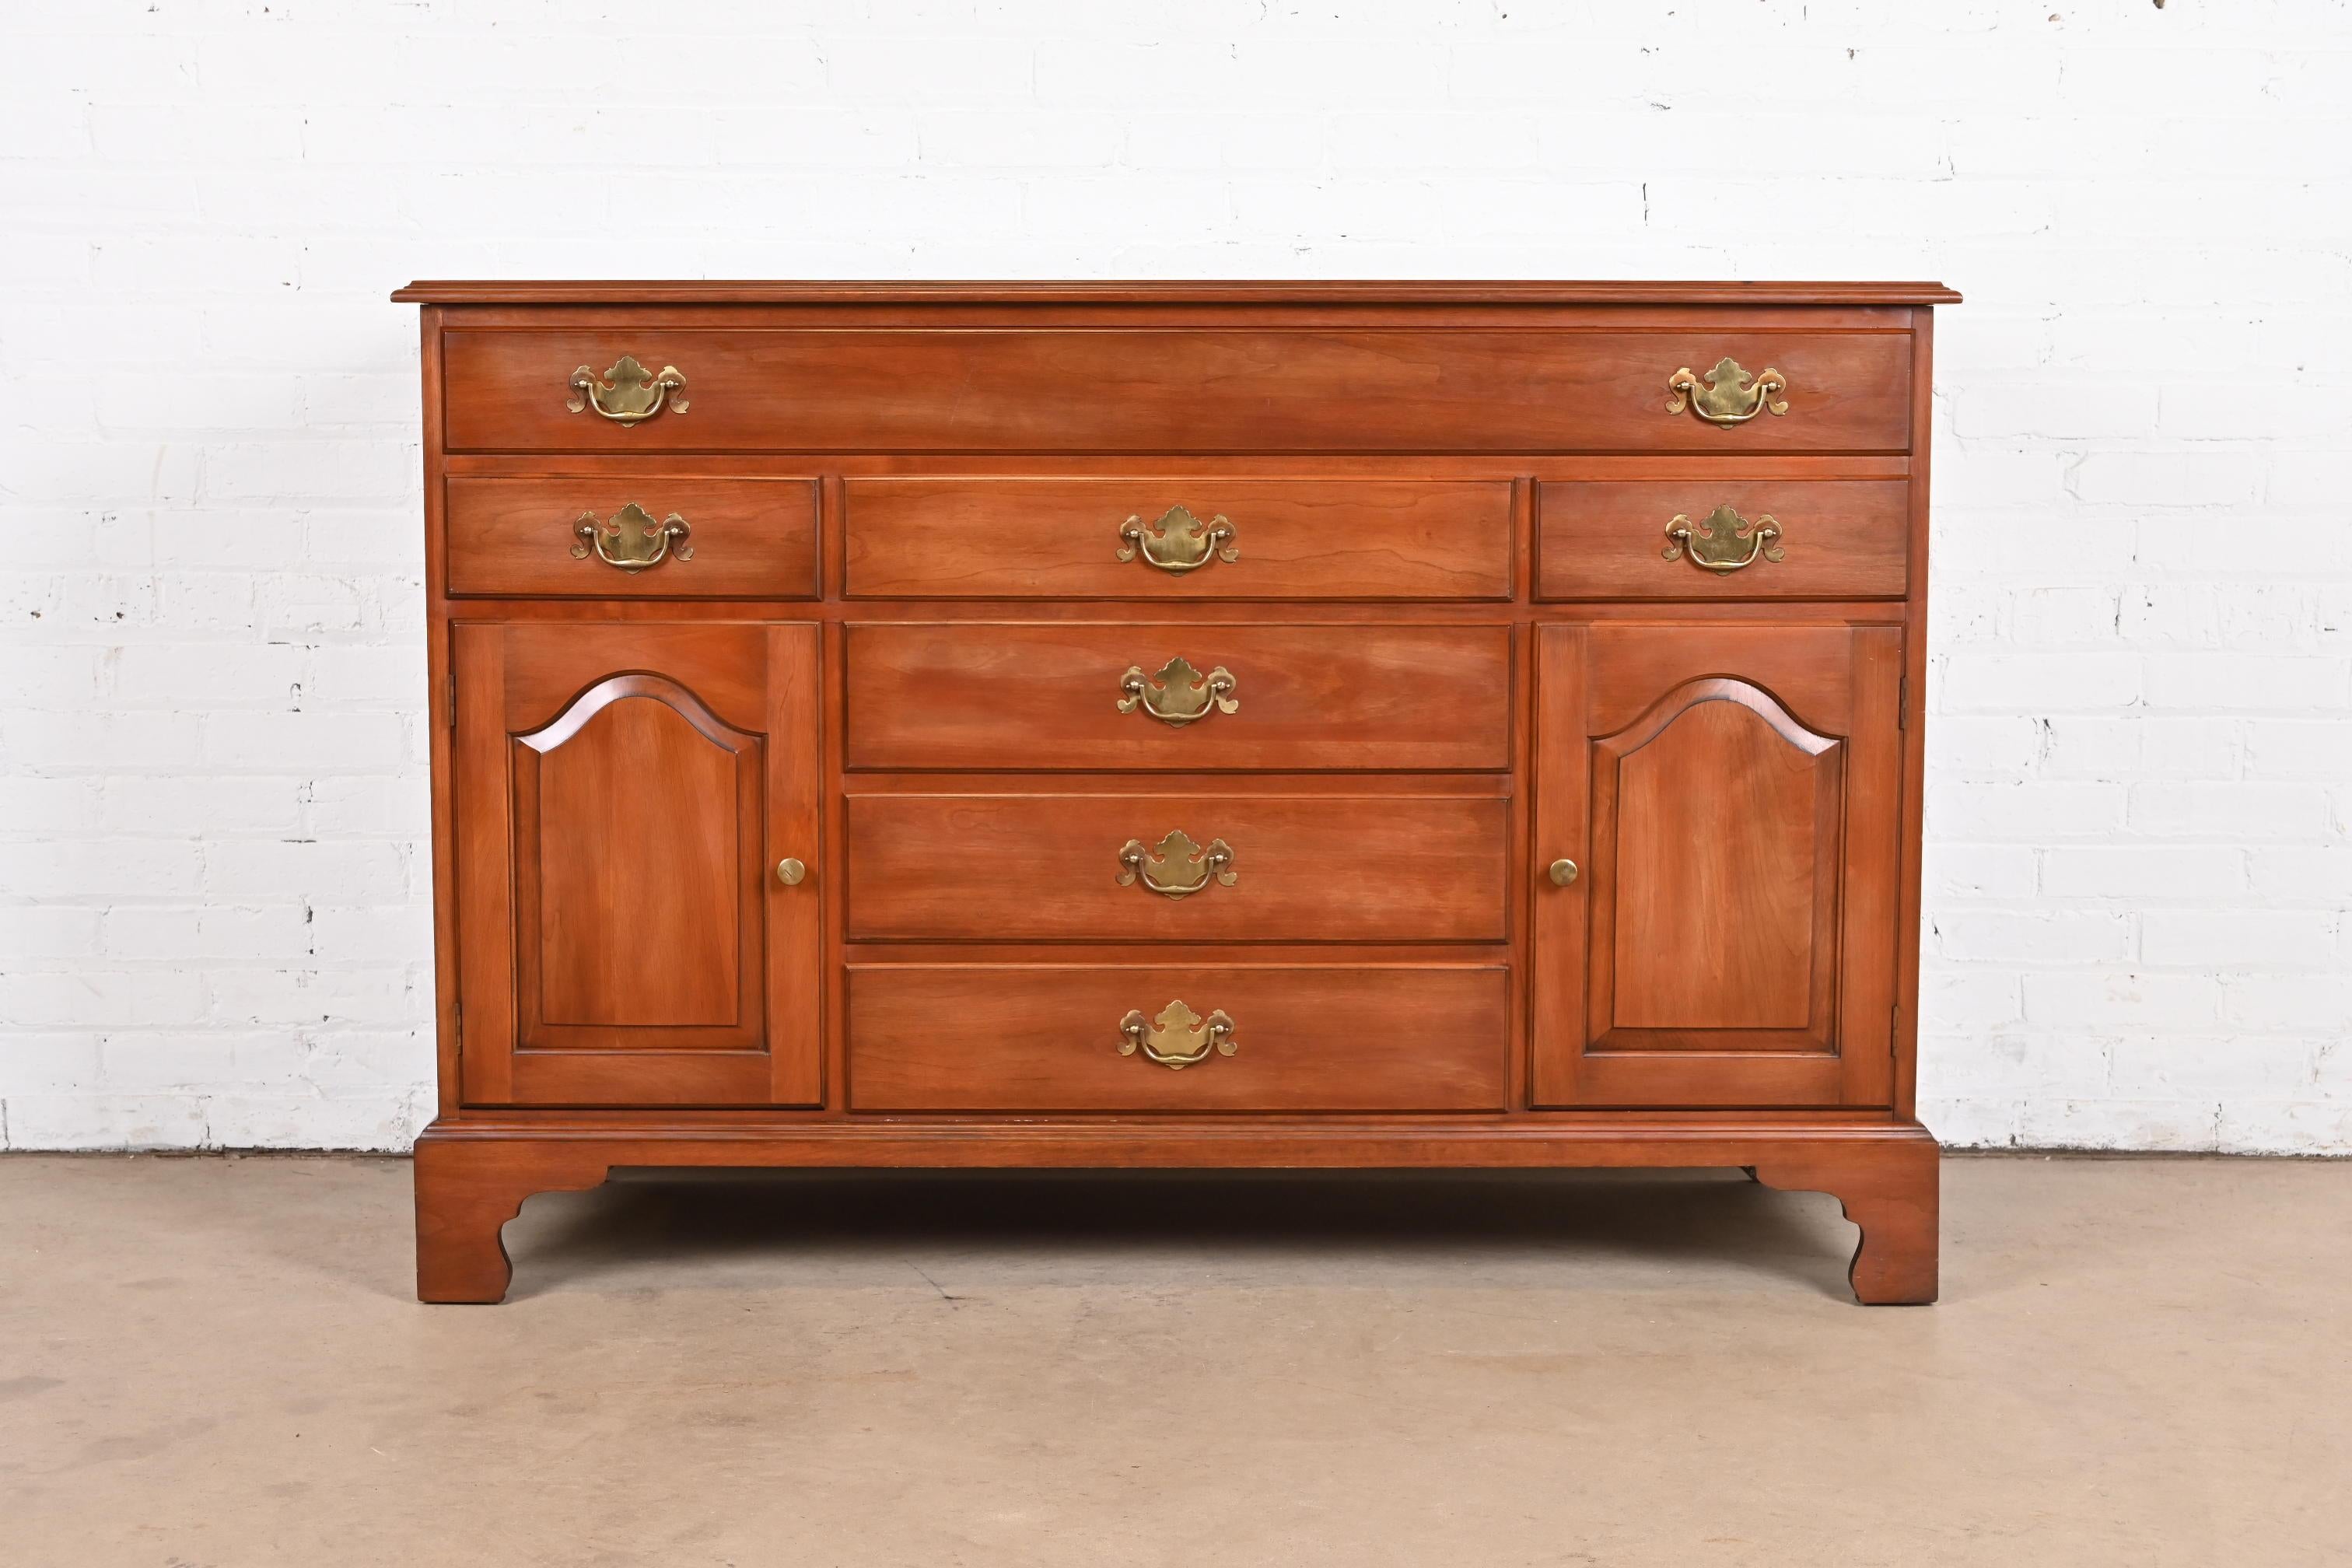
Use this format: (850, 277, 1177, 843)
(1117, 828, 1237, 899)
(1117, 505, 1238, 574)
(572, 502, 692, 572)
(566, 355, 688, 425)
(1117, 655, 1238, 726)
(1665, 356, 1787, 426)
(1662, 504, 1783, 573)
(1118, 1000, 1237, 1070)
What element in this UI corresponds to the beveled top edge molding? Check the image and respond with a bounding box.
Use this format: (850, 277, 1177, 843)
(391, 278, 1962, 306)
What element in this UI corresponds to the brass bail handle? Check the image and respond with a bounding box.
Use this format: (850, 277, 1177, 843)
(1117, 655, 1239, 726)
(1665, 356, 1788, 426)
(1118, 1001, 1238, 1070)
(1117, 505, 1239, 575)
(1661, 503, 1783, 574)
(1117, 829, 1237, 899)
(572, 503, 691, 572)
(567, 355, 688, 425)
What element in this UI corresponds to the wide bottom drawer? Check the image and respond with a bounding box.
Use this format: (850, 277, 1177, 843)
(847, 964, 1509, 1112)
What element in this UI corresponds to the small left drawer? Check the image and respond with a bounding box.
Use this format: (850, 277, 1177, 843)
(443, 476, 820, 597)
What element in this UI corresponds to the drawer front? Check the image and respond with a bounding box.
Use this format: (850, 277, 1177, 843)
(847, 793, 1507, 942)
(843, 478, 1513, 600)
(445, 476, 820, 598)
(845, 624, 1513, 771)
(1537, 479, 1907, 600)
(847, 964, 1510, 1111)
(443, 329, 1912, 453)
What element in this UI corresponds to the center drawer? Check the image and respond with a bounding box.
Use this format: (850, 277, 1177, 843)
(846, 793, 1508, 942)
(845, 623, 1513, 772)
(846, 964, 1510, 1112)
(844, 477, 1513, 600)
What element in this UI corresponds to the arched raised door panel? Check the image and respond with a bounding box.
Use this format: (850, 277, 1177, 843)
(518, 674, 758, 1039)
(450, 623, 822, 1108)
(1532, 625, 1904, 1110)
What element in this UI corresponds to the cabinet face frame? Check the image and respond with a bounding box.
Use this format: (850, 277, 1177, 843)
(450, 620, 823, 1107)
(1530, 623, 1903, 1109)
(402, 287, 1951, 1306)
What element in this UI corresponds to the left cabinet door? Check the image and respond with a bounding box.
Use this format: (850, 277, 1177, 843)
(451, 622, 822, 1106)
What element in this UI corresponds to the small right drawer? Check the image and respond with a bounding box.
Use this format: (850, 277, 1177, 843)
(1536, 478, 1908, 600)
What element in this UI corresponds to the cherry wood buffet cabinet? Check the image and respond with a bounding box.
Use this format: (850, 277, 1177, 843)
(395, 280, 1956, 1304)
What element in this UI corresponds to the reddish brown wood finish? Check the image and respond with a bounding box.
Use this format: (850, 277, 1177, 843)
(446, 475, 819, 598)
(844, 476, 1513, 600)
(1531, 625, 1902, 1110)
(846, 964, 1509, 1112)
(451, 621, 822, 1106)
(396, 280, 1964, 306)
(844, 622, 1514, 772)
(440, 327, 1912, 454)
(1536, 478, 1908, 600)
(411, 1115, 1937, 1304)
(845, 793, 1507, 942)
(405, 281, 1948, 1306)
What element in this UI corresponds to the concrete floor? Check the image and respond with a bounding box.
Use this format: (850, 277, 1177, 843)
(2, 1156, 2347, 1566)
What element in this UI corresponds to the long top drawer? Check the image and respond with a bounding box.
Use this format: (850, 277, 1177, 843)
(437, 325, 1915, 454)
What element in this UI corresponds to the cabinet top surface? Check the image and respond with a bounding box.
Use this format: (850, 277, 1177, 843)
(391, 278, 1960, 306)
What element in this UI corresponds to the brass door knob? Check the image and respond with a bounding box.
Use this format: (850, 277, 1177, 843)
(1548, 858, 1579, 887)
(775, 857, 807, 887)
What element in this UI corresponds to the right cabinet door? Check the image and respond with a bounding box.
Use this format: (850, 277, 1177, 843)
(1532, 624, 1904, 1108)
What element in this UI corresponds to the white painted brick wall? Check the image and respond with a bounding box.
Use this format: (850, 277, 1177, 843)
(2, 0, 2346, 1152)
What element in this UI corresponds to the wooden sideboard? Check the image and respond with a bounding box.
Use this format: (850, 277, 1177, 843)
(395, 280, 1955, 1304)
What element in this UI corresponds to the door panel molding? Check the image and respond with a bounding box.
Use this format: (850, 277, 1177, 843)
(1588, 676, 1844, 1054)
(516, 670, 759, 755)
(514, 677, 764, 1048)
(1532, 624, 1901, 1109)
(453, 621, 822, 1108)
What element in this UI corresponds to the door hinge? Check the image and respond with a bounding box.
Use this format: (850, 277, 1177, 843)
(445, 667, 457, 729)
(451, 1002, 461, 1043)
(1897, 674, 1909, 730)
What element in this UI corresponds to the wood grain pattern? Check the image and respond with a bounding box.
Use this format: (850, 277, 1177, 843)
(843, 476, 1513, 600)
(408, 283, 1948, 1305)
(846, 964, 1509, 1112)
(440, 328, 1911, 454)
(1531, 625, 1902, 1110)
(1606, 687, 1833, 1034)
(527, 684, 745, 1027)
(1536, 478, 1907, 600)
(451, 621, 823, 1107)
(844, 622, 1514, 772)
(411, 1115, 1938, 1304)
(845, 793, 1507, 942)
(446, 475, 818, 598)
